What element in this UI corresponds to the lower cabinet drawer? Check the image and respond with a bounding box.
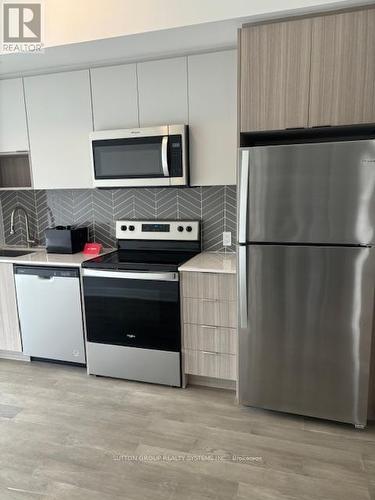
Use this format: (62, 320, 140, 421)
(181, 272, 236, 301)
(183, 298, 237, 328)
(184, 324, 237, 354)
(184, 349, 237, 380)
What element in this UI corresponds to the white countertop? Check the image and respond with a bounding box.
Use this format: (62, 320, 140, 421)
(0, 246, 115, 267)
(179, 251, 236, 274)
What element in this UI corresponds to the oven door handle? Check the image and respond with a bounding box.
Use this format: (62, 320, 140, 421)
(82, 269, 179, 281)
(161, 136, 169, 177)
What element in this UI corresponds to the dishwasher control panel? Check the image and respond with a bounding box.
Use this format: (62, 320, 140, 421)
(14, 266, 79, 278)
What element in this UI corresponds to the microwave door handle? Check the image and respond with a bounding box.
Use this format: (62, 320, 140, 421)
(161, 136, 169, 176)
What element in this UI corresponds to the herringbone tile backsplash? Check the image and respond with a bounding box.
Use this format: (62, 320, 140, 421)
(0, 186, 237, 251)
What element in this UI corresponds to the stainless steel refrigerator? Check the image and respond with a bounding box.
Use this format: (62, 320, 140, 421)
(237, 139, 375, 428)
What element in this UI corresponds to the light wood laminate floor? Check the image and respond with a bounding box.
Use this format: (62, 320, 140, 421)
(0, 359, 374, 499)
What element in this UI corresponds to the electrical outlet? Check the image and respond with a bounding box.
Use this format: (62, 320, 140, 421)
(223, 231, 232, 247)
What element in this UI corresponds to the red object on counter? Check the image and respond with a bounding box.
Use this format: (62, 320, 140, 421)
(83, 243, 102, 256)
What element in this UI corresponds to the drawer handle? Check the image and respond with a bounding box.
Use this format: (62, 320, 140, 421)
(202, 351, 218, 355)
(201, 325, 217, 330)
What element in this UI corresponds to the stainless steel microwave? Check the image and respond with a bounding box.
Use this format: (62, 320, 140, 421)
(90, 125, 188, 188)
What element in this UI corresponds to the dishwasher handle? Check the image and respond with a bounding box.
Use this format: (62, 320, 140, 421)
(14, 266, 79, 279)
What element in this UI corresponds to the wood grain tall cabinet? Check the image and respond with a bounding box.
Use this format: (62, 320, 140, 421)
(239, 6, 375, 133)
(0, 264, 22, 353)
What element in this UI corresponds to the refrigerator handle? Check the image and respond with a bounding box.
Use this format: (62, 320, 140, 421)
(238, 150, 250, 244)
(238, 246, 248, 329)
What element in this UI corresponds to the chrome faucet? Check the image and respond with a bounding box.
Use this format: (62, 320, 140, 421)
(10, 206, 36, 247)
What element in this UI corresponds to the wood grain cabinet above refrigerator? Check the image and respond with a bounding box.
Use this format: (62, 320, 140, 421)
(309, 8, 375, 127)
(240, 18, 311, 133)
(239, 6, 375, 133)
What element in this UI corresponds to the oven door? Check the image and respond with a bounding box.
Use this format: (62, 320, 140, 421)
(82, 269, 180, 352)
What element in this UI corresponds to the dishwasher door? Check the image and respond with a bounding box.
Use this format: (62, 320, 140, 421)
(15, 266, 86, 363)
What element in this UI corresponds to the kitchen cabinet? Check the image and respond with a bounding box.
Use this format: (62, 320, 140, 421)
(24, 70, 93, 189)
(137, 57, 188, 127)
(240, 18, 311, 132)
(181, 271, 237, 383)
(309, 8, 375, 127)
(0, 154, 32, 190)
(90, 64, 139, 130)
(240, 7, 375, 133)
(0, 78, 29, 153)
(0, 264, 22, 352)
(188, 51, 237, 186)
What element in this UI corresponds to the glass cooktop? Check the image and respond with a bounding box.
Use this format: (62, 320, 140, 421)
(82, 249, 198, 272)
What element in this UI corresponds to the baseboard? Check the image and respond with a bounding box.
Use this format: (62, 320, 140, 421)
(0, 350, 30, 362)
(187, 374, 236, 391)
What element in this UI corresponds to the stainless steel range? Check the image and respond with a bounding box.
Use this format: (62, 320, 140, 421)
(82, 220, 200, 386)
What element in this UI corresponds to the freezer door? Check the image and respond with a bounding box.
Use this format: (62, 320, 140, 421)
(238, 244, 375, 426)
(241, 140, 375, 245)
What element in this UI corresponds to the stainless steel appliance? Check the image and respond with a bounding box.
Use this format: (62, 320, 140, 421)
(237, 139, 375, 428)
(90, 125, 188, 188)
(82, 220, 200, 386)
(14, 266, 86, 364)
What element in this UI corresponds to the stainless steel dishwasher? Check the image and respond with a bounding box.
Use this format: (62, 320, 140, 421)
(14, 266, 86, 364)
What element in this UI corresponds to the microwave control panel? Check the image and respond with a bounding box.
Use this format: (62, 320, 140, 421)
(169, 135, 183, 178)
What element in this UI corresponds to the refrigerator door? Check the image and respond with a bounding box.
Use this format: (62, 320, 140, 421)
(239, 140, 375, 245)
(238, 244, 375, 426)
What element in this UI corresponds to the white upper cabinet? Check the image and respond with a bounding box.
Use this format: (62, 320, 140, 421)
(0, 78, 29, 153)
(137, 57, 188, 126)
(188, 50, 237, 186)
(24, 70, 93, 189)
(90, 64, 139, 130)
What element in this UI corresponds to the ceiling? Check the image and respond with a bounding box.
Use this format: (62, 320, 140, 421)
(0, 0, 370, 79)
(0, 19, 239, 78)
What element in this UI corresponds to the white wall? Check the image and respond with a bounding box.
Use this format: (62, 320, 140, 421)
(45, 0, 366, 47)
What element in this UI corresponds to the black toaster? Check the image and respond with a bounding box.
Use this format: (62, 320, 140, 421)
(45, 226, 88, 254)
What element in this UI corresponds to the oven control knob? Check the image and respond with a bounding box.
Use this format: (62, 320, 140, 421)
(121, 225, 127, 231)
(177, 226, 184, 232)
(129, 225, 135, 231)
(186, 226, 193, 232)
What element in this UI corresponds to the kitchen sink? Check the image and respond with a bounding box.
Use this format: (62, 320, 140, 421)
(0, 249, 35, 257)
